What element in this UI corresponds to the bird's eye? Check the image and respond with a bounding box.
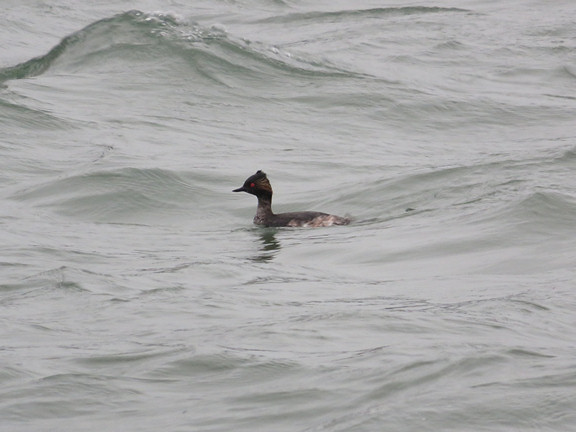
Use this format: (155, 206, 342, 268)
(250, 182, 255, 188)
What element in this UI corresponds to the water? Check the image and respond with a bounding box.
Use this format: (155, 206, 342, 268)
(1, 1, 576, 431)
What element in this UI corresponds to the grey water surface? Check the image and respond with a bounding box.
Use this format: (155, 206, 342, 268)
(1, 1, 576, 431)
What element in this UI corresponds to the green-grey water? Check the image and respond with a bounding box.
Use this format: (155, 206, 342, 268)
(1, 1, 576, 431)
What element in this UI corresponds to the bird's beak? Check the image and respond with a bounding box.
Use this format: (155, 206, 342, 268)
(233, 186, 246, 192)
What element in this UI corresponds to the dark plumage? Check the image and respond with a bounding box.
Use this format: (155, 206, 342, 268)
(233, 170, 350, 227)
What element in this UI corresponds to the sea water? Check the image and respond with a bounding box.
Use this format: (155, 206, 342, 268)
(1, 1, 576, 431)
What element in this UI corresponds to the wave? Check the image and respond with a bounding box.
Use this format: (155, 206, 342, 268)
(0, 97, 72, 130)
(0, 10, 359, 86)
(343, 149, 576, 231)
(553, 146, 576, 165)
(499, 191, 576, 231)
(11, 167, 211, 223)
(254, 6, 470, 24)
(1, 265, 135, 299)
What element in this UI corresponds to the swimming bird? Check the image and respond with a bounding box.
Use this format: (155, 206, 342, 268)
(233, 170, 350, 227)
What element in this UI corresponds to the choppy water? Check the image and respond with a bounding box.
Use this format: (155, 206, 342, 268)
(1, 1, 576, 431)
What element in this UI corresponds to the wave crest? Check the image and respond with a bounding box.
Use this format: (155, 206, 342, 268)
(0, 10, 356, 85)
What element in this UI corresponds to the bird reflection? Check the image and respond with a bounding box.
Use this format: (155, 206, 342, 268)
(251, 228, 281, 262)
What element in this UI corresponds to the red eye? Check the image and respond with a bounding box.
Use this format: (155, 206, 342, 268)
(250, 182, 255, 187)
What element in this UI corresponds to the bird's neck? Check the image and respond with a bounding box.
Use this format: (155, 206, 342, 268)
(255, 193, 274, 223)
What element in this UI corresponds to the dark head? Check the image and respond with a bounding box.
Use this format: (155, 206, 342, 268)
(233, 170, 273, 199)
